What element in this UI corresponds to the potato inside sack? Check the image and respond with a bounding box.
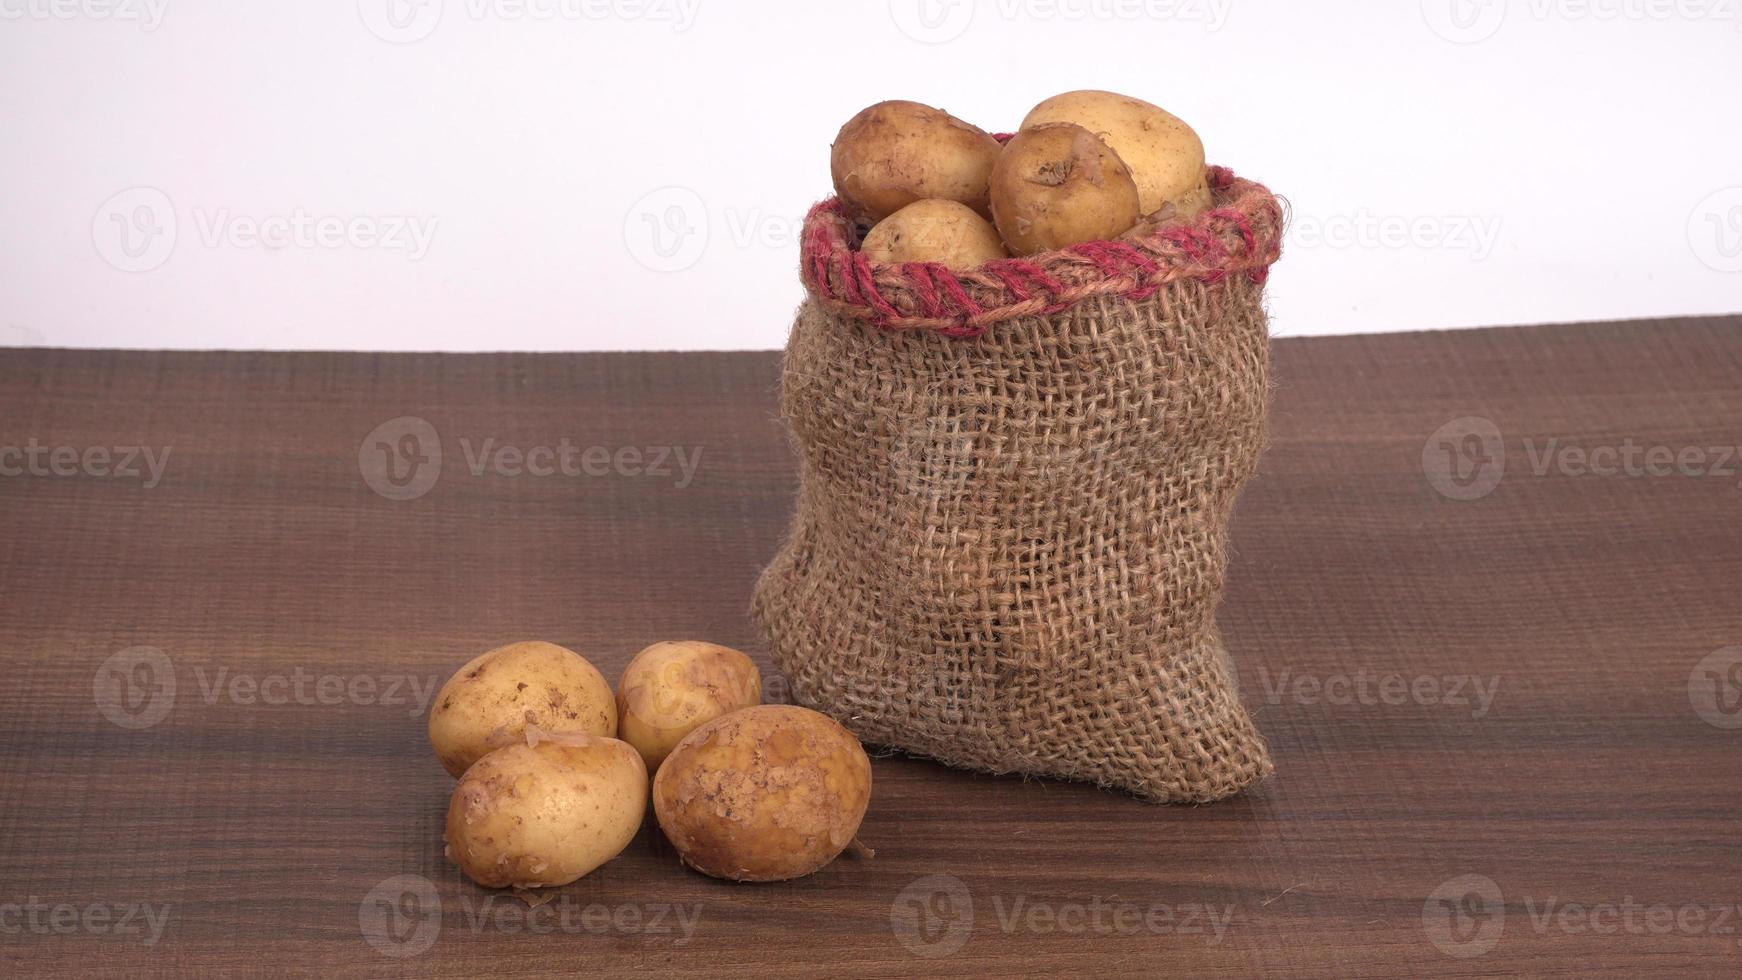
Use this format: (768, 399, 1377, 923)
(444, 732, 648, 889)
(615, 640, 762, 774)
(989, 123, 1141, 256)
(428, 640, 617, 777)
(1020, 89, 1209, 220)
(830, 100, 1002, 224)
(861, 199, 1008, 272)
(653, 704, 872, 882)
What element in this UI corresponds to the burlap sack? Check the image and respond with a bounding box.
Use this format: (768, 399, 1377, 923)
(752, 167, 1283, 803)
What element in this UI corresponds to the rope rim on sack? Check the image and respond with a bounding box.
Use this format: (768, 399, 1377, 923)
(799, 166, 1285, 338)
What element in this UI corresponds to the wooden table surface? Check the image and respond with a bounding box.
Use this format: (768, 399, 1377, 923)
(2, 315, 1740, 977)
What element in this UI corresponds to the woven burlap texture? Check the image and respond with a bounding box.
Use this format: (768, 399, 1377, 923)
(753, 173, 1280, 803)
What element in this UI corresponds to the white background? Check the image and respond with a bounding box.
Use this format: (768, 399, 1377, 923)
(1, 0, 1739, 352)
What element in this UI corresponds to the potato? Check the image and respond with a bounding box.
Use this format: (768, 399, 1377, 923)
(1020, 90, 1208, 218)
(616, 640, 762, 774)
(1120, 173, 1214, 238)
(989, 123, 1142, 255)
(831, 100, 1002, 223)
(861, 199, 1008, 271)
(653, 704, 872, 882)
(444, 731, 647, 889)
(428, 641, 616, 778)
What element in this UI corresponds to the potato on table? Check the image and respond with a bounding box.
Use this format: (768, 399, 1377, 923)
(616, 640, 762, 774)
(444, 732, 647, 889)
(428, 640, 616, 777)
(653, 704, 871, 882)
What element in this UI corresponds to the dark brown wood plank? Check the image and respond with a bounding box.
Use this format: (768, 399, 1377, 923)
(1, 316, 1739, 977)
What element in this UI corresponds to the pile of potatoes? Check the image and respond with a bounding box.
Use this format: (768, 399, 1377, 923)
(428, 640, 872, 888)
(831, 90, 1211, 271)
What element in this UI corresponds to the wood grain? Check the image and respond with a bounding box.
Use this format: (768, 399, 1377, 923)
(1, 316, 1739, 977)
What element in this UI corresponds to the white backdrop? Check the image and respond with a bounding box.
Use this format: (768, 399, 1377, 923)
(1, 0, 1739, 351)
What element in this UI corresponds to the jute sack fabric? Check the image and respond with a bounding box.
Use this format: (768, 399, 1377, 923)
(753, 168, 1283, 803)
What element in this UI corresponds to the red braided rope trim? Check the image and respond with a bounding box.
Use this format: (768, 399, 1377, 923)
(799, 166, 1283, 337)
